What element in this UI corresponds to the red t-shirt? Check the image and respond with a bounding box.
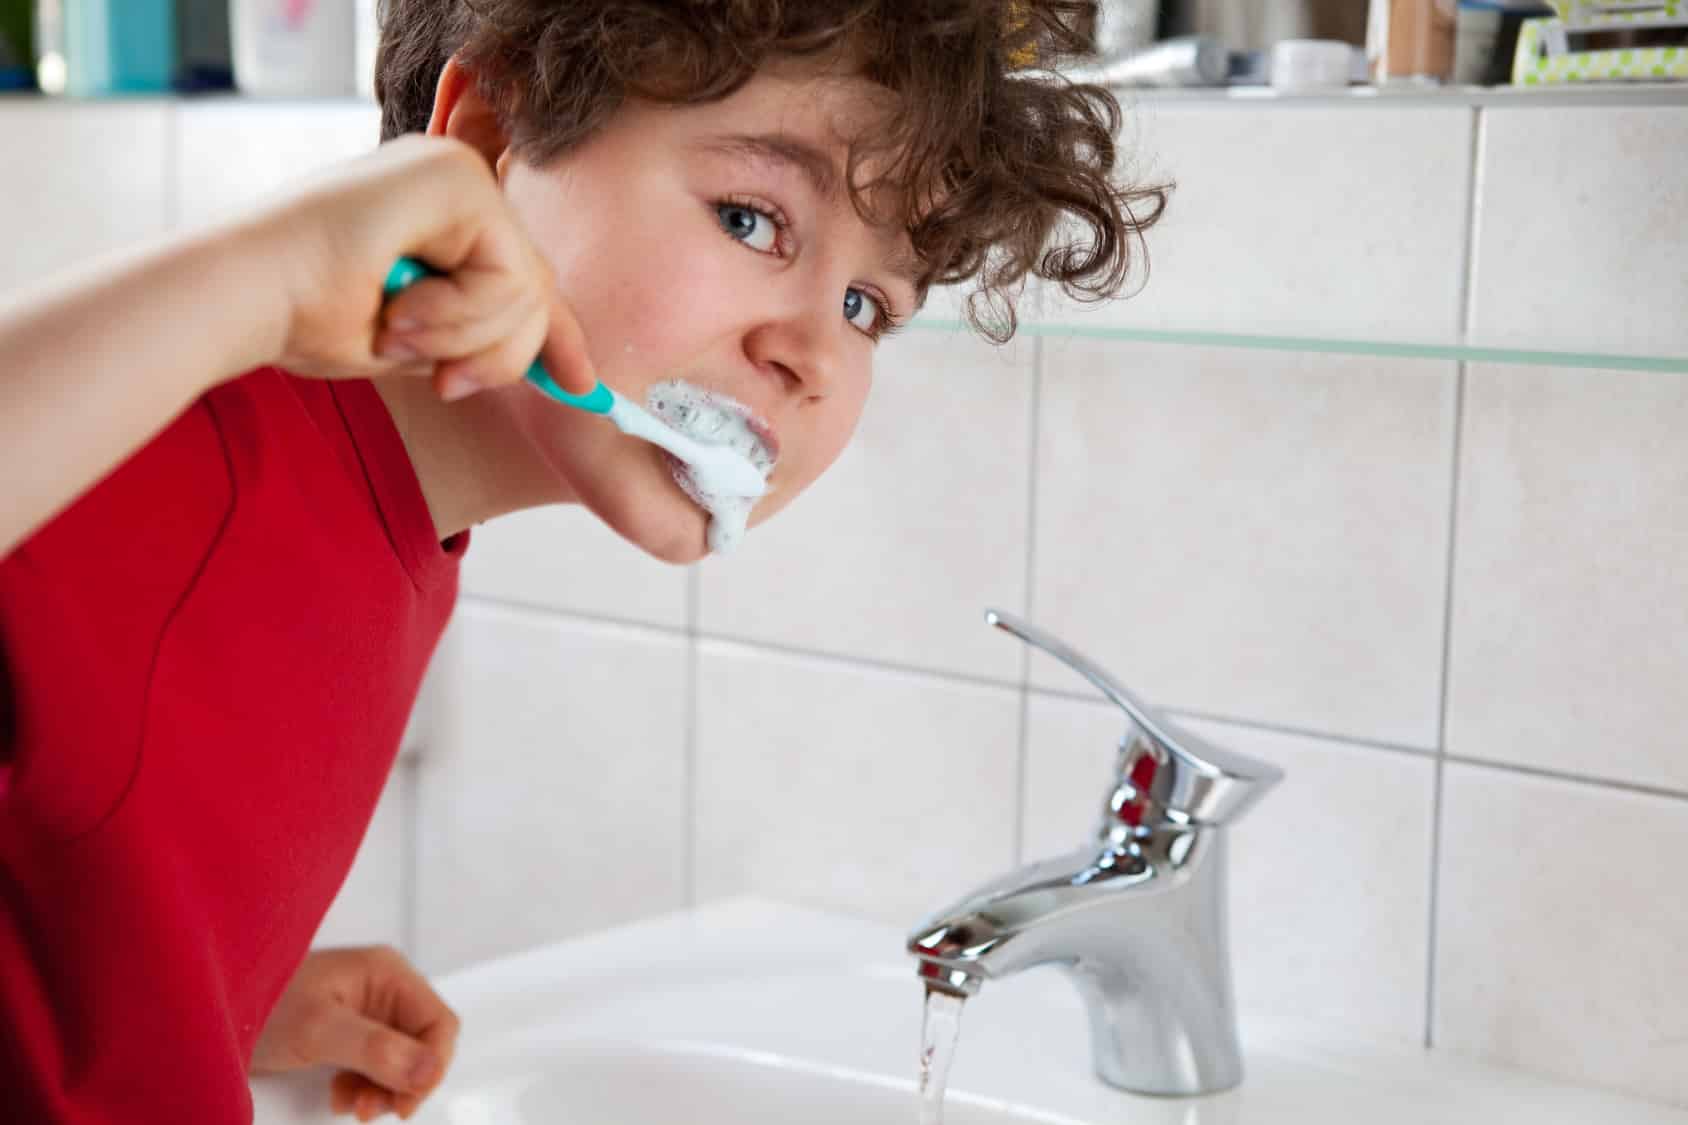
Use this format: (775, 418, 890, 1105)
(0, 369, 465, 1122)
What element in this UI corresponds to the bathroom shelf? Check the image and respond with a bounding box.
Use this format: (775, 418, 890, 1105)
(3, 82, 1686, 110)
(1117, 82, 1688, 109)
(910, 319, 1688, 374)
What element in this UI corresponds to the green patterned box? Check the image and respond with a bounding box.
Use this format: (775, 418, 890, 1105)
(1513, 1, 1688, 84)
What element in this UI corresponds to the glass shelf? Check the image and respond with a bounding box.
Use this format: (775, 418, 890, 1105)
(910, 320, 1688, 374)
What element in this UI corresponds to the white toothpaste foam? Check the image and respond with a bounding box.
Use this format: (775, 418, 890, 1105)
(644, 380, 776, 555)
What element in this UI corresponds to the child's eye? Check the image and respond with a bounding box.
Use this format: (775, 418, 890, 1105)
(716, 202, 779, 253)
(845, 287, 903, 340)
(843, 287, 880, 333)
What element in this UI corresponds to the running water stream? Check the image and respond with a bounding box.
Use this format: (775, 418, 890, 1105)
(918, 987, 966, 1125)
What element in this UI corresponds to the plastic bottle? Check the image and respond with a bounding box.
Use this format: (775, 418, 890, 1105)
(230, 0, 355, 97)
(35, 0, 176, 96)
(0, 0, 32, 90)
(176, 0, 232, 91)
(354, 0, 376, 99)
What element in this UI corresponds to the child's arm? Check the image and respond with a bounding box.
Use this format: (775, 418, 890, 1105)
(0, 135, 594, 558)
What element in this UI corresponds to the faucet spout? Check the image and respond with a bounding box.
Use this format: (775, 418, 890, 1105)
(906, 610, 1281, 1098)
(906, 827, 1243, 1096)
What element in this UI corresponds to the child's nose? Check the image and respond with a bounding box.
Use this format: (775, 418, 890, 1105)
(741, 299, 848, 400)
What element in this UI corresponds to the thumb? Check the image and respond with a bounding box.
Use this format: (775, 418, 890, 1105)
(536, 279, 598, 398)
(310, 1005, 442, 1096)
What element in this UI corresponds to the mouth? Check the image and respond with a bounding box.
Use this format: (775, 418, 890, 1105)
(644, 380, 781, 480)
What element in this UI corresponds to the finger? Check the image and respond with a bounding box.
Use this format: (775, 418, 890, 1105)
(310, 1005, 441, 1097)
(430, 302, 550, 401)
(366, 945, 462, 1114)
(376, 297, 538, 370)
(378, 270, 539, 357)
(330, 1071, 390, 1119)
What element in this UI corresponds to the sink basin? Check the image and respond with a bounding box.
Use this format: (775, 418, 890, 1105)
(402, 1041, 1061, 1125)
(252, 899, 1688, 1125)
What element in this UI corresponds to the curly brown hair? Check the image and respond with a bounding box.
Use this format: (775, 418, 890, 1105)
(376, 0, 1167, 341)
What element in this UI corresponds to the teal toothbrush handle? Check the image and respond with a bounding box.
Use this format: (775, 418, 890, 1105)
(382, 257, 614, 415)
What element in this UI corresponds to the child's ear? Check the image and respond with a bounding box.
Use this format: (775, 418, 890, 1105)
(426, 56, 512, 175)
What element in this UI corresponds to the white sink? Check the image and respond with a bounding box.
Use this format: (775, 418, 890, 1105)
(253, 899, 1688, 1125)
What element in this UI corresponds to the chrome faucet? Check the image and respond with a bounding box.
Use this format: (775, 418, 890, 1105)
(907, 610, 1284, 1097)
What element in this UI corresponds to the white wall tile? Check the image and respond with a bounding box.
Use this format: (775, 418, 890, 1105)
(698, 327, 1033, 681)
(1023, 694, 1435, 1046)
(462, 505, 690, 630)
(1037, 102, 1473, 342)
(1469, 107, 1688, 357)
(0, 102, 169, 296)
(1033, 338, 1454, 747)
(1446, 365, 1688, 793)
(310, 768, 409, 952)
(693, 640, 1020, 925)
(174, 102, 382, 231)
(414, 603, 688, 973)
(1436, 764, 1688, 1106)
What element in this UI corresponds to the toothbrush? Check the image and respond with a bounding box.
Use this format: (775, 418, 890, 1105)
(382, 258, 768, 498)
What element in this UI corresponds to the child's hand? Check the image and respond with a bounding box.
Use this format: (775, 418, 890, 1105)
(251, 944, 460, 1121)
(257, 134, 595, 403)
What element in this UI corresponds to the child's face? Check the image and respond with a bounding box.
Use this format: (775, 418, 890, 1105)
(483, 63, 922, 563)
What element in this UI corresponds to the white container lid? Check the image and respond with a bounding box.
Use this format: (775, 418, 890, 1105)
(1270, 39, 1359, 90)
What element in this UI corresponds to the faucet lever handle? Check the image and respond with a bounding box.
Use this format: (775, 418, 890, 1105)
(986, 609, 1282, 827)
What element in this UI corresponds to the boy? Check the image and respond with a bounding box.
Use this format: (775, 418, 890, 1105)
(0, 1, 1163, 1120)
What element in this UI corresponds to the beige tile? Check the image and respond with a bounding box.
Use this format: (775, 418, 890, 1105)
(1036, 102, 1473, 342)
(1436, 764, 1688, 1106)
(174, 102, 382, 231)
(414, 603, 688, 973)
(1446, 365, 1688, 792)
(1023, 694, 1435, 1046)
(693, 640, 1020, 926)
(1020, 692, 1121, 865)
(1469, 107, 1688, 357)
(699, 327, 1033, 681)
(311, 768, 409, 952)
(0, 102, 169, 296)
(1033, 338, 1455, 747)
(462, 504, 690, 630)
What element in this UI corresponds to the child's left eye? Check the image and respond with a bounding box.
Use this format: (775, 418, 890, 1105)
(716, 203, 779, 253)
(843, 288, 882, 334)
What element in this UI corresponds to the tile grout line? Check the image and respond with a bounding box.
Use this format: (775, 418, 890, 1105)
(683, 566, 701, 909)
(468, 592, 1030, 694)
(461, 593, 691, 639)
(1424, 105, 1486, 1051)
(1444, 753, 1688, 805)
(459, 596, 1688, 805)
(400, 755, 421, 959)
(1013, 336, 1045, 865)
(1165, 704, 1440, 761)
(1423, 375, 1459, 1050)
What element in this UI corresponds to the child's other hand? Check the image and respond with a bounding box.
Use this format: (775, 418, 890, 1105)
(251, 944, 460, 1121)
(257, 134, 595, 404)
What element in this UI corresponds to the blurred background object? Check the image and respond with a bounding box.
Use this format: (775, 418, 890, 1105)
(230, 0, 356, 96)
(31, 0, 176, 96)
(1511, 0, 1688, 85)
(1159, 0, 1368, 51)
(175, 0, 233, 92)
(1074, 0, 1575, 88)
(1366, 0, 1456, 82)
(0, 0, 31, 90)
(1094, 0, 1160, 55)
